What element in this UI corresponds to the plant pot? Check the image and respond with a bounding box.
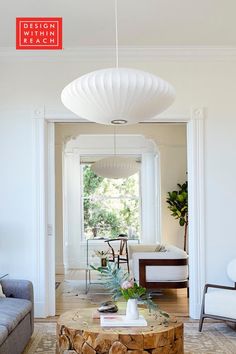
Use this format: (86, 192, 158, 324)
(101, 258, 107, 267)
(125, 299, 139, 320)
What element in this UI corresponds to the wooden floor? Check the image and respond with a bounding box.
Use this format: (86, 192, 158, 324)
(54, 269, 189, 319)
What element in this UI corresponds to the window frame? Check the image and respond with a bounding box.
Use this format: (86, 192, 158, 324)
(80, 161, 141, 241)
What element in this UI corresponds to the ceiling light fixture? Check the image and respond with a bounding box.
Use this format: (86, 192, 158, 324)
(91, 129, 139, 179)
(61, 0, 175, 125)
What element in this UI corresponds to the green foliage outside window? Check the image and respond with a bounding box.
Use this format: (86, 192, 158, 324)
(82, 165, 140, 238)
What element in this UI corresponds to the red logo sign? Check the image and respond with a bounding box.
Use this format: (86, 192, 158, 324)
(16, 17, 62, 50)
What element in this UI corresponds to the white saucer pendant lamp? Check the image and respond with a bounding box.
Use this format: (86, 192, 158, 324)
(91, 128, 140, 179)
(91, 156, 139, 179)
(61, 68, 175, 125)
(61, 0, 175, 125)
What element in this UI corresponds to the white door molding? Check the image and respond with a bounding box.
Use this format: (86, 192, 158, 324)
(63, 149, 82, 269)
(141, 151, 160, 244)
(32, 109, 48, 317)
(33, 109, 206, 319)
(32, 108, 55, 317)
(47, 122, 56, 316)
(188, 107, 206, 318)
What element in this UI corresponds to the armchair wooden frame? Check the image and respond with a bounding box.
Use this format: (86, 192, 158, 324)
(139, 258, 188, 291)
(199, 283, 236, 332)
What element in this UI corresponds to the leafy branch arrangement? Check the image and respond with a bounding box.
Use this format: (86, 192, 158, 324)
(166, 181, 188, 251)
(91, 262, 169, 318)
(94, 250, 109, 258)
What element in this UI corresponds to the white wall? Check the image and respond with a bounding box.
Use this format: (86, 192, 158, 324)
(0, 110, 35, 279)
(1, 52, 236, 316)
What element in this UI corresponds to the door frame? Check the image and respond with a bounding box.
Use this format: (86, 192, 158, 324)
(32, 107, 206, 318)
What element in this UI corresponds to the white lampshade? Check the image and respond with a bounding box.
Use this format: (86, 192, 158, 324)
(61, 67, 175, 125)
(227, 258, 236, 282)
(91, 156, 139, 179)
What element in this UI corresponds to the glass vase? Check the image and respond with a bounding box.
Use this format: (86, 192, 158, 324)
(125, 299, 139, 320)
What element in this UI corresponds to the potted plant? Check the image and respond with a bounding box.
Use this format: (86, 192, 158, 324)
(91, 262, 169, 321)
(94, 250, 109, 267)
(166, 181, 188, 252)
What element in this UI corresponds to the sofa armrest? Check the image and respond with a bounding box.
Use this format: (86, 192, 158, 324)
(0, 279, 34, 334)
(0, 279, 34, 303)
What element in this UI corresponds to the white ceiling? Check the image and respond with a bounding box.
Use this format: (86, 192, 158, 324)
(1, 0, 236, 47)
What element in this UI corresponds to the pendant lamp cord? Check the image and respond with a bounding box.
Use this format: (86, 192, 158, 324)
(114, 126, 117, 156)
(115, 0, 119, 68)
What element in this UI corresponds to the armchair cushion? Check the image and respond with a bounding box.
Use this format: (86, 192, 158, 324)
(205, 289, 236, 319)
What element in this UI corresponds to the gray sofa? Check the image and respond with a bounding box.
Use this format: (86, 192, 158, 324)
(0, 279, 34, 354)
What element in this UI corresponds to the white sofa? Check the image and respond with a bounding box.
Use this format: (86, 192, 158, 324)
(129, 244, 188, 290)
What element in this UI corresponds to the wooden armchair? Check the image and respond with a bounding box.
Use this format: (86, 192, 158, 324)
(199, 282, 236, 331)
(104, 236, 129, 272)
(199, 258, 236, 331)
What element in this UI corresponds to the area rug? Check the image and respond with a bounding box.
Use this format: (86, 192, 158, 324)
(23, 323, 56, 354)
(23, 322, 236, 354)
(56, 280, 112, 305)
(184, 322, 236, 353)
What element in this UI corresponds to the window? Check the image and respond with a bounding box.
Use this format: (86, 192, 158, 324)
(81, 164, 140, 239)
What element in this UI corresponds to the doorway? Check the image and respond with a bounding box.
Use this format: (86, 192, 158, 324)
(33, 109, 206, 319)
(55, 123, 188, 316)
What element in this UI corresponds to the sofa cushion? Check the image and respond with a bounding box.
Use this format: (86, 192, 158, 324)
(0, 325, 8, 346)
(0, 298, 32, 334)
(129, 244, 188, 258)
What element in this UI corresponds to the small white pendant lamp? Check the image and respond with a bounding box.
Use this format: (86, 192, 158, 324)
(91, 156, 139, 179)
(91, 129, 139, 179)
(61, 0, 175, 125)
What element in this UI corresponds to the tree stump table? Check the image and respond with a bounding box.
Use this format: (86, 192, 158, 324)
(57, 307, 183, 354)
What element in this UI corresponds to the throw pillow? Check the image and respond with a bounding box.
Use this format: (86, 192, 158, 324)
(155, 244, 167, 252)
(0, 284, 6, 298)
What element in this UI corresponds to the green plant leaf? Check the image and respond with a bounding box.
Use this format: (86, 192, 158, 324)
(91, 262, 159, 312)
(177, 194, 184, 202)
(179, 218, 185, 226)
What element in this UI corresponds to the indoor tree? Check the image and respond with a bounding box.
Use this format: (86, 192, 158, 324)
(166, 181, 188, 252)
